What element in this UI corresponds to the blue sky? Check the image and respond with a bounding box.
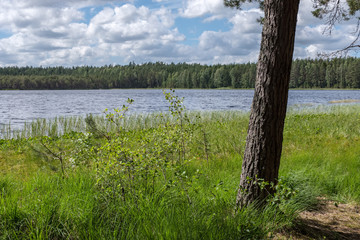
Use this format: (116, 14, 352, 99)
(0, 0, 358, 67)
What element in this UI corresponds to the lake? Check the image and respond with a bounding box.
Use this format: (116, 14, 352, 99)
(1, 89, 360, 130)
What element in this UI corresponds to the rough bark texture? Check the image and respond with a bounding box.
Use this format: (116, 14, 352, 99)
(236, 0, 300, 208)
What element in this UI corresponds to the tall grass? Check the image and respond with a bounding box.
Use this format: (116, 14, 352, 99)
(0, 111, 250, 140)
(0, 113, 177, 139)
(1, 116, 87, 139)
(0, 166, 312, 239)
(1, 104, 360, 239)
(281, 104, 360, 201)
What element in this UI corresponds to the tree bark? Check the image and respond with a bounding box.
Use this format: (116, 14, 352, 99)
(236, 0, 300, 208)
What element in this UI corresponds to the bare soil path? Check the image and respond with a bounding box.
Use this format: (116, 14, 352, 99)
(276, 199, 360, 239)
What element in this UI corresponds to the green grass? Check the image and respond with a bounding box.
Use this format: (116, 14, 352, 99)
(282, 105, 360, 201)
(1, 105, 360, 239)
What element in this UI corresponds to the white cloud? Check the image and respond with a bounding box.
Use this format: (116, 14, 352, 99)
(294, 0, 360, 57)
(88, 4, 175, 43)
(86, 4, 185, 62)
(194, 8, 263, 64)
(0, 0, 358, 66)
(297, 0, 321, 27)
(3, 0, 125, 8)
(0, 5, 84, 32)
(0, 1, 187, 66)
(294, 22, 359, 57)
(180, 0, 234, 20)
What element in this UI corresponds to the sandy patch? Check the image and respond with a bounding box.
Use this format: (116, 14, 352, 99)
(275, 199, 360, 239)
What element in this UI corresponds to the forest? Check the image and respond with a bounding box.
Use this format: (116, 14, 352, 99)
(0, 57, 360, 90)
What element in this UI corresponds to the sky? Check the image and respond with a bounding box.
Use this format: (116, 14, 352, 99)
(0, 0, 358, 67)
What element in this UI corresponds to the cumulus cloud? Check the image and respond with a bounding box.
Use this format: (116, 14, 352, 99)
(180, 0, 236, 21)
(0, 0, 186, 66)
(0, 0, 358, 66)
(295, 25, 358, 57)
(191, 8, 262, 64)
(4, 0, 125, 9)
(0, 2, 82, 27)
(293, 0, 360, 58)
(86, 4, 185, 63)
(88, 5, 177, 43)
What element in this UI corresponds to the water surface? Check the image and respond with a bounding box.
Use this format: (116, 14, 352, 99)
(1, 89, 359, 130)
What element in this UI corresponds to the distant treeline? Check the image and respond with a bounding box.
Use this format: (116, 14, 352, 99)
(1, 58, 359, 90)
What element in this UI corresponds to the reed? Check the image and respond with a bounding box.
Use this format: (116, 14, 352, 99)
(1, 104, 360, 239)
(0, 110, 249, 140)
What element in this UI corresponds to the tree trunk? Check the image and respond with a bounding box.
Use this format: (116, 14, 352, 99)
(236, 0, 300, 208)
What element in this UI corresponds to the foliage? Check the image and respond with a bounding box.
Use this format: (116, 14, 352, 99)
(1, 58, 360, 90)
(93, 91, 202, 204)
(1, 99, 360, 239)
(28, 132, 95, 177)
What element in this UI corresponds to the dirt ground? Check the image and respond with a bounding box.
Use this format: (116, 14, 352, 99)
(275, 199, 360, 240)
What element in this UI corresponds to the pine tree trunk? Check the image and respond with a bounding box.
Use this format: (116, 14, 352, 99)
(236, 0, 300, 208)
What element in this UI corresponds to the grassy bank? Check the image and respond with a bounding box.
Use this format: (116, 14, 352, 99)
(1, 103, 359, 239)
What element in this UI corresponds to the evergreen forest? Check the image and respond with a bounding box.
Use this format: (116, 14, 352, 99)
(0, 57, 359, 90)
